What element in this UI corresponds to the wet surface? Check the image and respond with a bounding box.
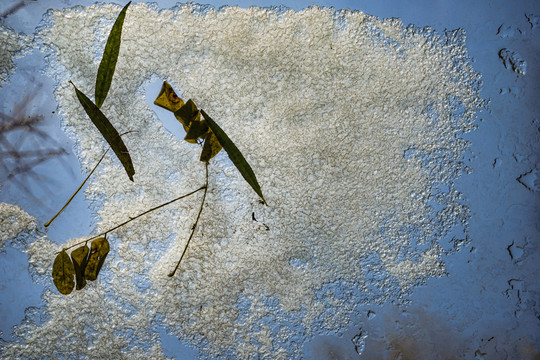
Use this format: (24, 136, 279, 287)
(1, 0, 539, 359)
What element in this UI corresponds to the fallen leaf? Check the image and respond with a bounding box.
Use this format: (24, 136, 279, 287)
(184, 119, 209, 143)
(201, 109, 266, 204)
(52, 250, 75, 295)
(174, 99, 200, 129)
(200, 129, 222, 162)
(95, 1, 131, 108)
(85, 237, 110, 281)
(71, 82, 135, 181)
(71, 244, 89, 290)
(154, 81, 184, 112)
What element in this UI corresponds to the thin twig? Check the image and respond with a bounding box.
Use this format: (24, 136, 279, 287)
(60, 186, 206, 253)
(168, 162, 209, 277)
(44, 148, 109, 227)
(44, 130, 137, 227)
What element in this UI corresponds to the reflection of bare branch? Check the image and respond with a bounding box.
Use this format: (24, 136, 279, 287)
(0, 96, 70, 204)
(0, 112, 40, 131)
(0, 1, 25, 19)
(0, 149, 66, 158)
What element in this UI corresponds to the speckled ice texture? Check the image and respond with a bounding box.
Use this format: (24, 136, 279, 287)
(1, 3, 482, 359)
(0, 23, 29, 88)
(0, 202, 36, 251)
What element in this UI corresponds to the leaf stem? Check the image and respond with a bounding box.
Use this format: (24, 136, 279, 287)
(60, 185, 206, 253)
(168, 162, 209, 277)
(45, 149, 109, 227)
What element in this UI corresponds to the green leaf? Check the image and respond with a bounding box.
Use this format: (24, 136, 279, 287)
(153, 81, 184, 113)
(52, 250, 75, 295)
(201, 109, 266, 204)
(71, 245, 89, 290)
(174, 99, 199, 129)
(71, 82, 135, 181)
(95, 1, 131, 109)
(200, 130, 222, 162)
(85, 237, 110, 281)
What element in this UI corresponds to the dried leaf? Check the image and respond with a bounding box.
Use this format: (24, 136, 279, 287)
(184, 119, 209, 143)
(201, 109, 266, 204)
(52, 250, 75, 295)
(174, 99, 200, 129)
(71, 82, 135, 181)
(85, 237, 110, 281)
(71, 244, 89, 290)
(95, 1, 131, 108)
(153, 81, 184, 112)
(200, 129, 222, 162)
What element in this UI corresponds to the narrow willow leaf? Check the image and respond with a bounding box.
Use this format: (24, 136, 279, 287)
(184, 119, 209, 143)
(71, 82, 135, 181)
(153, 81, 184, 112)
(201, 109, 266, 204)
(85, 237, 110, 281)
(71, 245, 89, 290)
(200, 130, 222, 162)
(52, 250, 75, 295)
(95, 1, 131, 108)
(174, 99, 200, 129)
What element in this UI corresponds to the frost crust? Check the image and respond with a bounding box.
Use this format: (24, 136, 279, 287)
(0, 23, 29, 88)
(3, 3, 482, 359)
(0, 202, 36, 250)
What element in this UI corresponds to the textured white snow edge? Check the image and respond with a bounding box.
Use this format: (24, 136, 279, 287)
(0, 202, 37, 250)
(0, 23, 30, 88)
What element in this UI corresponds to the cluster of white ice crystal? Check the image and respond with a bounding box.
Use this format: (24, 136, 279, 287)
(0, 23, 29, 88)
(2, 3, 482, 359)
(0, 202, 36, 250)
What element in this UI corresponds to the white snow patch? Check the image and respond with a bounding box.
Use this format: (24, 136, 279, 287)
(0, 202, 36, 250)
(3, 3, 482, 359)
(0, 23, 30, 88)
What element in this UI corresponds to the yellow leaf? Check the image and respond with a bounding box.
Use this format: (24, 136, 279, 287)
(200, 129, 222, 162)
(52, 250, 75, 295)
(71, 244, 89, 290)
(85, 237, 110, 281)
(184, 119, 209, 144)
(174, 99, 199, 129)
(153, 81, 184, 112)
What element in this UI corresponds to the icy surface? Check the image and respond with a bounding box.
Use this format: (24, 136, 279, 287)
(517, 168, 540, 192)
(0, 23, 29, 88)
(1, 3, 482, 358)
(498, 48, 527, 74)
(0, 202, 36, 251)
(497, 24, 523, 38)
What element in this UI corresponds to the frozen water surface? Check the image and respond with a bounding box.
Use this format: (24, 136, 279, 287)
(0, 0, 539, 359)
